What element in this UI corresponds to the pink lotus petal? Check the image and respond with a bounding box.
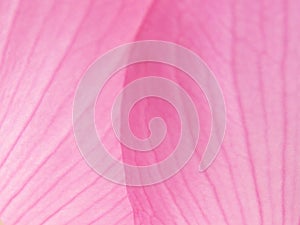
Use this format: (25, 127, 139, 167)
(1, 0, 300, 225)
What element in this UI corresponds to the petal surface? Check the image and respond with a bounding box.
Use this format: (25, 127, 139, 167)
(0, 0, 299, 225)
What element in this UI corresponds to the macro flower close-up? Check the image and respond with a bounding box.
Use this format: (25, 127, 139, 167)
(0, 0, 299, 225)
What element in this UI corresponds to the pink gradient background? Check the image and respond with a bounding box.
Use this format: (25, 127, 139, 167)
(0, 0, 299, 224)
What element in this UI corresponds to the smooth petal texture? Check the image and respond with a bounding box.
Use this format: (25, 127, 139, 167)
(0, 1, 300, 225)
(123, 1, 300, 224)
(0, 0, 152, 224)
